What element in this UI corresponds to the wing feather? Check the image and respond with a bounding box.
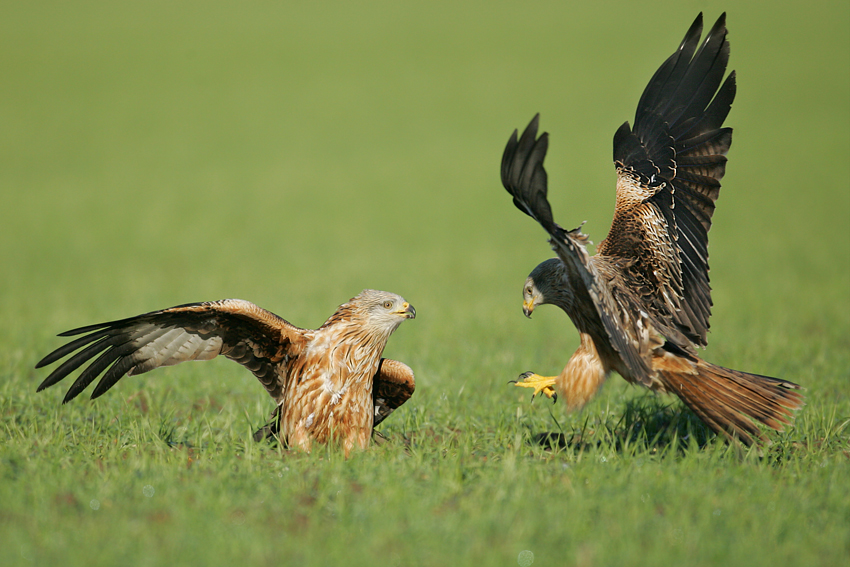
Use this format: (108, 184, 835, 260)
(36, 299, 307, 402)
(63, 345, 127, 403)
(37, 336, 112, 393)
(372, 358, 416, 428)
(600, 13, 735, 347)
(502, 116, 650, 379)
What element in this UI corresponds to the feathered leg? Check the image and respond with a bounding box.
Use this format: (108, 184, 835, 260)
(514, 333, 608, 407)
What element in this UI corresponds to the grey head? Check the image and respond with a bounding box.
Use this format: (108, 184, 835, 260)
(522, 258, 572, 318)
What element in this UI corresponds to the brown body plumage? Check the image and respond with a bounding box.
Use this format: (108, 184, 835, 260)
(36, 290, 416, 455)
(502, 13, 803, 445)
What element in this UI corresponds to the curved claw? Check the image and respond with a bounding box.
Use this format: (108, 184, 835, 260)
(511, 372, 557, 402)
(508, 371, 535, 385)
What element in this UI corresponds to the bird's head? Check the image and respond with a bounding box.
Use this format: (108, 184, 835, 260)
(523, 258, 570, 318)
(353, 289, 416, 335)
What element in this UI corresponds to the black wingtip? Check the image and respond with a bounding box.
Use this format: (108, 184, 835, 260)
(704, 13, 728, 49)
(686, 12, 704, 42)
(501, 114, 556, 233)
(618, 12, 734, 188)
(675, 13, 704, 62)
(57, 323, 109, 337)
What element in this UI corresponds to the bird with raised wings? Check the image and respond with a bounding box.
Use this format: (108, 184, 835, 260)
(501, 13, 803, 445)
(36, 290, 416, 455)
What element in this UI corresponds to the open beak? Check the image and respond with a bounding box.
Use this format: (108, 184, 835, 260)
(399, 302, 416, 319)
(523, 298, 534, 318)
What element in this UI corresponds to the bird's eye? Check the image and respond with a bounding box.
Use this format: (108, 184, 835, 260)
(383, 300, 393, 309)
(525, 286, 532, 295)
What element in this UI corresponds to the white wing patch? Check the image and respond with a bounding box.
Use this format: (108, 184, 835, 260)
(128, 327, 223, 376)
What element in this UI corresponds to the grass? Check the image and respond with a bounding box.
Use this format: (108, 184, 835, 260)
(1, 1, 849, 565)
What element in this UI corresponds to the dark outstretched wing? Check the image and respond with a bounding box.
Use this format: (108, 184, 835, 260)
(36, 299, 307, 403)
(502, 115, 650, 380)
(372, 358, 415, 427)
(599, 13, 735, 347)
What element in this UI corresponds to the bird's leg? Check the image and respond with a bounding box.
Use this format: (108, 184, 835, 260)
(511, 371, 558, 402)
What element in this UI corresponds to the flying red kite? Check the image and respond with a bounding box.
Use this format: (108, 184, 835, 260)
(501, 13, 803, 444)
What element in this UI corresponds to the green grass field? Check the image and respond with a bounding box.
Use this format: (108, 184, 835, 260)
(2, 1, 848, 565)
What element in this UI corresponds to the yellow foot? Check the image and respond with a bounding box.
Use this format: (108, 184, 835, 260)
(510, 372, 558, 402)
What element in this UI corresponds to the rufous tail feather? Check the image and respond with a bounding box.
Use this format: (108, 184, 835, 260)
(659, 360, 804, 445)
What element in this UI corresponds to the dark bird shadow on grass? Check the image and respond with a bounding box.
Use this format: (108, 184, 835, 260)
(530, 396, 720, 454)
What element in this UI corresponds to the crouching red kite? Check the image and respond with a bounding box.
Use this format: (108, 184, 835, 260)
(501, 13, 803, 444)
(36, 290, 415, 455)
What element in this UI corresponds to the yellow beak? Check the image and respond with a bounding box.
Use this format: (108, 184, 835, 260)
(523, 298, 534, 318)
(398, 302, 416, 319)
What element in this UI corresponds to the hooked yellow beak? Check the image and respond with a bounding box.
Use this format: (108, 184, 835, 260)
(398, 302, 416, 319)
(523, 298, 535, 318)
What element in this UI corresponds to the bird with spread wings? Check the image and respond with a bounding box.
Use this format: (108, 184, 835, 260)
(501, 13, 803, 444)
(36, 290, 415, 455)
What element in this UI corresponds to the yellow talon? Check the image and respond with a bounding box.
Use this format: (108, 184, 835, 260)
(511, 372, 558, 402)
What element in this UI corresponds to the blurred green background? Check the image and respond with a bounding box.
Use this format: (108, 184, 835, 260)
(1, 1, 848, 566)
(3, 0, 847, 340)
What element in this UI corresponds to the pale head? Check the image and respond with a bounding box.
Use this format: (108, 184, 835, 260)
(523, 258, 571, 318)
(350, 289, 416, 336)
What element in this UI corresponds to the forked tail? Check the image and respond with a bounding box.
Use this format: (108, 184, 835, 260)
(658, 359, 804, 445)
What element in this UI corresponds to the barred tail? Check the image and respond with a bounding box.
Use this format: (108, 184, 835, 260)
(659, 359, 804, 445)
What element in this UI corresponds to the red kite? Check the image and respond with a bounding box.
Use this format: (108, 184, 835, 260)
(37, 290, 415, 455)
(501, 13, 803, 444)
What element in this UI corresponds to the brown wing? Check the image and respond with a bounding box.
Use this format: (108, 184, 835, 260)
(597, 13, 735, 347)
(502, 114, 650, 380)
(35, 299, 307, 403)
(372, 358, 415, 427)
